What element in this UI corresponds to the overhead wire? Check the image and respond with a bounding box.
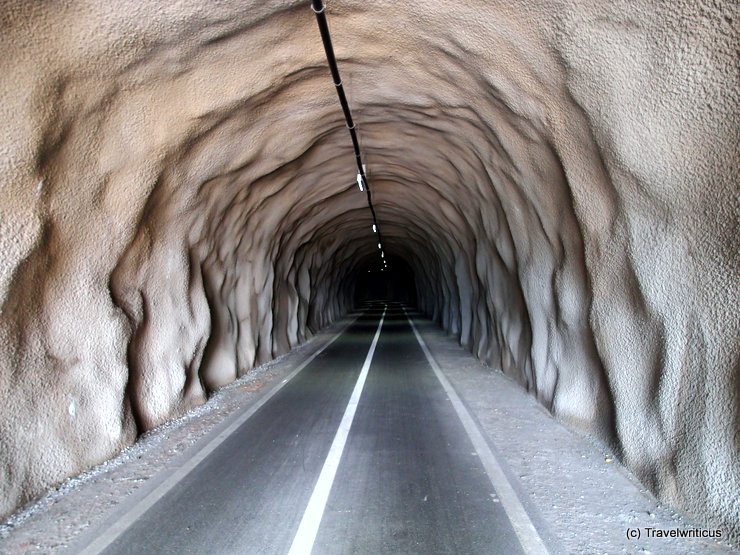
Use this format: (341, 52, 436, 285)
(310, 0, 386, 269)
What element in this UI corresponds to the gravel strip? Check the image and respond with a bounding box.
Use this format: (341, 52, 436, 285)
(412, 318, 737, 554)
(0, 321, 347, 555)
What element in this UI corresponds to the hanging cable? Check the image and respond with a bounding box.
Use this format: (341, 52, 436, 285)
(310, 0, 385, 267)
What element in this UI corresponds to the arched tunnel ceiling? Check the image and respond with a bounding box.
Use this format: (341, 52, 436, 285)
(0, 0, 738, 541)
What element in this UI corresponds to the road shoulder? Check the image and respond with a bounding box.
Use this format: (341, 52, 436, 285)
(408, 316, 735, 555)
(0, 316, 356, 555)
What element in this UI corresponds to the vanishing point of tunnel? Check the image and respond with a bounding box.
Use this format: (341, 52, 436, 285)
(0, 0, 738, 552)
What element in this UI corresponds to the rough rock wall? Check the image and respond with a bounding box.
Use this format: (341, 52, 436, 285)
(0, 0, 737, 540)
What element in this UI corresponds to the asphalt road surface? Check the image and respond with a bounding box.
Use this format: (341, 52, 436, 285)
(71, 303, 548, 555)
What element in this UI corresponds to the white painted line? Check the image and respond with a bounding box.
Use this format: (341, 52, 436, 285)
(403, 309, 550, 555)
(76, 318, 358, 555)
(288, 307, 387, 555)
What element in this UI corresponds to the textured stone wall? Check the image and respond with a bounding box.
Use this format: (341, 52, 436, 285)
(0, 0, 737, 540)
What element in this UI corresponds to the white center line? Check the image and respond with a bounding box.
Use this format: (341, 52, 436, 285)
(288, 306, 387, 555)
(404, 308, 550, 555)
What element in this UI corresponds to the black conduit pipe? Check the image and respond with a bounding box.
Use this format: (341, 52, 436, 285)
(310, 0, 386, 266)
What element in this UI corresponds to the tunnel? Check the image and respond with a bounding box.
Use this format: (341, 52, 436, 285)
(0, 0, 738, 551)
(353, 257, 417, 306)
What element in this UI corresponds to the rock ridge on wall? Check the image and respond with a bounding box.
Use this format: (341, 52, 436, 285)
(0, 0, 737, 543)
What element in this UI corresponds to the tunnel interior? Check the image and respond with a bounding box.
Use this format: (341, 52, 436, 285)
(352, 256, 416, 307)
(0, 0, 737, 543)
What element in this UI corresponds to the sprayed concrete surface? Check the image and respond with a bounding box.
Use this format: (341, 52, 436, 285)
(0, 0, 738, 544)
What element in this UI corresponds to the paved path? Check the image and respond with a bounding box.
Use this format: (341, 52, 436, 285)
(70, 303, 548, 555)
